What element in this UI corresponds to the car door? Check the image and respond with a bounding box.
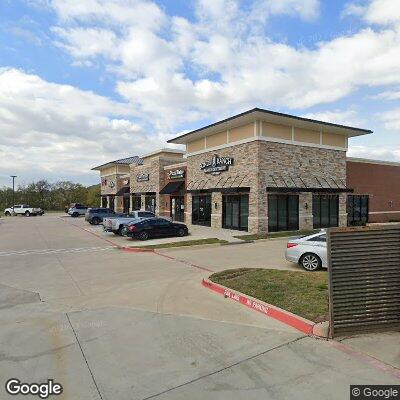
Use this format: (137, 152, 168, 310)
(150, 219, 172, 237)
(312, 234, 327, 266)
(14, 205, 22, 214)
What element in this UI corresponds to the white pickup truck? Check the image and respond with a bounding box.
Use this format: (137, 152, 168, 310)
(4, 204, 44, 217)
(103, 211, 155, 235)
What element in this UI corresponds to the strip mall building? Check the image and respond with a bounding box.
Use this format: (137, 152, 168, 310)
(92, 108, 400, 233)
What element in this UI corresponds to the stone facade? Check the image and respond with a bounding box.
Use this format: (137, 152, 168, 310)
(186, 139, 347, 233)
(130, 156, 184, 215)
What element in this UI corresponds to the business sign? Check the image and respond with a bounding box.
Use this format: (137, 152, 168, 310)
(168, 169, 185, 179)
(101, 178, 115, 188)
(200, 155, 234, 175)
(136, 173, 150, 182)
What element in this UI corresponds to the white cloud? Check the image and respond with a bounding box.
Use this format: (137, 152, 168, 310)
(348, 145, 400, 162)
(0, 68, 174, 186)
(380, 107, 400, 131)
(344, 0, 400, 26)
(302, 109, 364, 127)
(373, 89, 400, 100)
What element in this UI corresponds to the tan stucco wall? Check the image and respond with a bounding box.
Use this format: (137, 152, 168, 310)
(294, 128, 320, 144)
(228, 123, 254, 142)
(187, 138, 205, 153)
(322, 132, 347, 148)
(116, 165, 130, 174)
(206, 130, 227, 148)
(100, 166, 117, 176)
(262, 122, 292, 140)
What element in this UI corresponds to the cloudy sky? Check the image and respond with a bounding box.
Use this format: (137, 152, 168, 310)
(1, 0, 400, 187)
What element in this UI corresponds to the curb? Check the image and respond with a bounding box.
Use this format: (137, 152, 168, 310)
(202, 279, 327, 337)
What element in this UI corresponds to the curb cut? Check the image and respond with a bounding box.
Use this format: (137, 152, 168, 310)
(202, 279, 327, 337)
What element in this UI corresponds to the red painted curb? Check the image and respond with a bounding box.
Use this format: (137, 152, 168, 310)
(202, 279, 315, 335)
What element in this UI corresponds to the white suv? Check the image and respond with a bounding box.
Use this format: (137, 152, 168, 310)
(285, 231, 327, 271)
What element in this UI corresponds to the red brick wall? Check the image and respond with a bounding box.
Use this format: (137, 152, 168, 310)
(347, 161, 400, 223)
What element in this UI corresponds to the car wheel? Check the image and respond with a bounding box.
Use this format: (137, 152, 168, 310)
(92, 217, 101, 225)
(177, 228, 186, 237)
(4, 211, 11, 216)
(72, 212, 79, 218)
(25, 211, 30, 217)
(300, 253, 322, 271)
(138, 231, 149, 241)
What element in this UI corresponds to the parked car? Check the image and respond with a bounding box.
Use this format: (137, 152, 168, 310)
(285, 231, 327, 271)
(65, 203, 86, 214)
(124, 218, 189, 241)
(84, 208, 122, 225)
(68, 204, 88, 217)
(4, 205, 44, 217)
(103, 211, 155, 235)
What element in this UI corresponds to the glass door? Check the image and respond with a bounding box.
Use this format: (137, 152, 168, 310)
(313, 195, 339, 229)
(109, 196, 115, 211)
(171, 196, 185, 222)
(268, 195, 299, 232)
(223, 194, 249, 231)
(123, 196, 130, 213)
(192, 195, 211, 226)
(145, 196, 156, 213)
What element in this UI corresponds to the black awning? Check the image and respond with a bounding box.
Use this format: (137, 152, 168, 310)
(115, 186, 130, 196)
(159, 181, 185, 194)
(266, 174, 353, 194)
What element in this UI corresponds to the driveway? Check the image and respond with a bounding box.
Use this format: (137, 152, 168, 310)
(0, 215, 398, 399)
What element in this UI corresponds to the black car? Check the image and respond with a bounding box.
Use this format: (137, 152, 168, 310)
(85, 208, 120, 225)
(124, 218, 189, 240)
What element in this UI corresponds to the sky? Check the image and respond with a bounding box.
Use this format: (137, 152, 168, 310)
(0, 0, 400, 187)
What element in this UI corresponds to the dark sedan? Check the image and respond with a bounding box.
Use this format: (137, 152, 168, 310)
(124, 218, 189, 241)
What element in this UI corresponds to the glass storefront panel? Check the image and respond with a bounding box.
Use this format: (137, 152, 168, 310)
(101, 196, 107, 208)
(222, 194, 249, 231)
(268, 195, 299, 232)
(313, 195, 339, 229)
(132, 195, 141, 211)
(145, 196, 156, 213)
(171, 196, 185, 222)
(347, 195, 369, 226)
(109, 196, 115, 211)
(192, 195, 211, 226)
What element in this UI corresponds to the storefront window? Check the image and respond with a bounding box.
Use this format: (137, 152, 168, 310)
(223, 194, 249, 231)
(145, 196, 156, 213)
(313, 195, 339, 229)
(132, 195, 141, 211)
(109, 196, 115, 211)
(347, 195, 369, 226)
(268, 195, 299, 232)
(192, 195, 211, 226)
(101, 197, 107, 208)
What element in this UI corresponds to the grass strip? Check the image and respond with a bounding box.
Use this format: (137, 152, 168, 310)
(210, 268, 328, 322)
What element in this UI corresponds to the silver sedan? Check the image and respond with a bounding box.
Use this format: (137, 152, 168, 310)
(285, 231, 327, 271)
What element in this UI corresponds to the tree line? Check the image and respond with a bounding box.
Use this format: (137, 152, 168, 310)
(0, 180, 100, 211)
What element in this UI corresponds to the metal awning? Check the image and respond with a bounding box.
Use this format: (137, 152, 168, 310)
(266, 174, 353, 193)
(159, 181, 185, 194)
(186, 175, 250, 193)
(115, 187, 130, 196)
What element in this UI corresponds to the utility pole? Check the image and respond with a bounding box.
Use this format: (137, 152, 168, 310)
(10, 175, 17, 215)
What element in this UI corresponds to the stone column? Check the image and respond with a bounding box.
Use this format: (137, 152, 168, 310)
(211, 192, 222, 229)
(339, 193, 348, 227)
(185, 193, 193, 228)
(299, 193, 313, 231)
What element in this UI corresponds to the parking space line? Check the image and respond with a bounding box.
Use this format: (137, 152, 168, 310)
(0, 246, 113, 257)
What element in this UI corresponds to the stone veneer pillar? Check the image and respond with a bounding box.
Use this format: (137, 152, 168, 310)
(299, 193, 314, 231)
(338, 193, 348, 227)
(185, 193, 193, 228)
(211, 192, 222, 229)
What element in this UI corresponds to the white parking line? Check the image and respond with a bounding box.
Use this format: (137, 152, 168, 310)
(0, 246, 115, 257)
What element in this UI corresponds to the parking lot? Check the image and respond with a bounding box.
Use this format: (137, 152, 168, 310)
(0, 215, 398, 399)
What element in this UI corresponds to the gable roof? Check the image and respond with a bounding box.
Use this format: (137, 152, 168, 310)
(168, 107, 373, 144)
(92, 156, 143, 171)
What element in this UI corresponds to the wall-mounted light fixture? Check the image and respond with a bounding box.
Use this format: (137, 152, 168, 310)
(215, 202, 218, 210)
(389, 200, 393, 208)
(305, 202, 309, 210)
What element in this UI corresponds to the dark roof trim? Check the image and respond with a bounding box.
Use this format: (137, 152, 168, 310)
(266, 187, 354, 194)
(92, 156, 143, 170)
(187, 187, 250, 194)
(115, 186, 130, 196)
(168, 107, 373, 143)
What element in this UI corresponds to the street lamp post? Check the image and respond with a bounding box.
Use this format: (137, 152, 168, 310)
(10, 175, 17, 215)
